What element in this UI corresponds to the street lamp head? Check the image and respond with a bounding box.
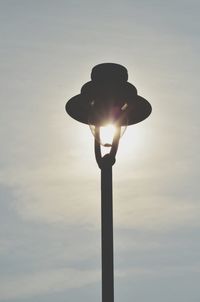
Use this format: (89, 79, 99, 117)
(65, 63, 152, 127)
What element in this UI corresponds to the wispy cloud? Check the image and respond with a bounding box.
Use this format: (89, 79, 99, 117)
(0, 268, 100, 301)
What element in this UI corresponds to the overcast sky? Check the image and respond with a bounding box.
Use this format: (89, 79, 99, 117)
(0, 0, 200, 301)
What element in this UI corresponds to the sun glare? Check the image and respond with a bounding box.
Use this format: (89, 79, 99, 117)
(100, 124, 117, 147)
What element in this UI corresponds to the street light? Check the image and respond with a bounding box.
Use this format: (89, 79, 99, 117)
(65, 63, 152, 302)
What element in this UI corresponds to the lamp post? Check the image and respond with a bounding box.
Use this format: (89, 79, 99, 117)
(65, 63, 152, 302)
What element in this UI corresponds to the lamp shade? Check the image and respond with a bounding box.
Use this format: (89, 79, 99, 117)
(66, 63, 152, 126)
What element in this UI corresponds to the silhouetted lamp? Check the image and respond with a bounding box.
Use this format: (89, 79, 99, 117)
(65, 63, 151, 302)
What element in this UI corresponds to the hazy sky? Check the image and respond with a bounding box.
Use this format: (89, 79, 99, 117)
(0, 0, 200, 301)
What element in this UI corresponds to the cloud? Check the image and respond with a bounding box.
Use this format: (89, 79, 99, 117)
(7, 168, 199, 232)
(1, 263, 199, 301)
(114, 194, 200, 231)
(1, 133, 199, 232)
(0, 268, 100, 301)
(116, 263, 200, 280)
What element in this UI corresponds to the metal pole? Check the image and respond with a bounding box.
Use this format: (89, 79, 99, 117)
(95, 126, 120, 302)
(101, 157, 114, 302)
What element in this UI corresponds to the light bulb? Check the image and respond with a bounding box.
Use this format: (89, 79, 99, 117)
(89, 123, 127, 147)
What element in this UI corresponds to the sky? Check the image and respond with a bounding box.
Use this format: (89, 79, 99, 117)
(0, 0, 200, 301)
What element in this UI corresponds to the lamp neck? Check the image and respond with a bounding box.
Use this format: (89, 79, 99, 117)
(94, 126, 120, 169)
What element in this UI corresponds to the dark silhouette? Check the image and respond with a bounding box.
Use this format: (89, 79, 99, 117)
(65, 63, 152, 302)
(66, 62, 151, 126)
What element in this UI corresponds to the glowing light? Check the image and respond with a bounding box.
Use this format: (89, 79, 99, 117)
(100, 124, 117, 147)
(89, 123, 127, 147)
